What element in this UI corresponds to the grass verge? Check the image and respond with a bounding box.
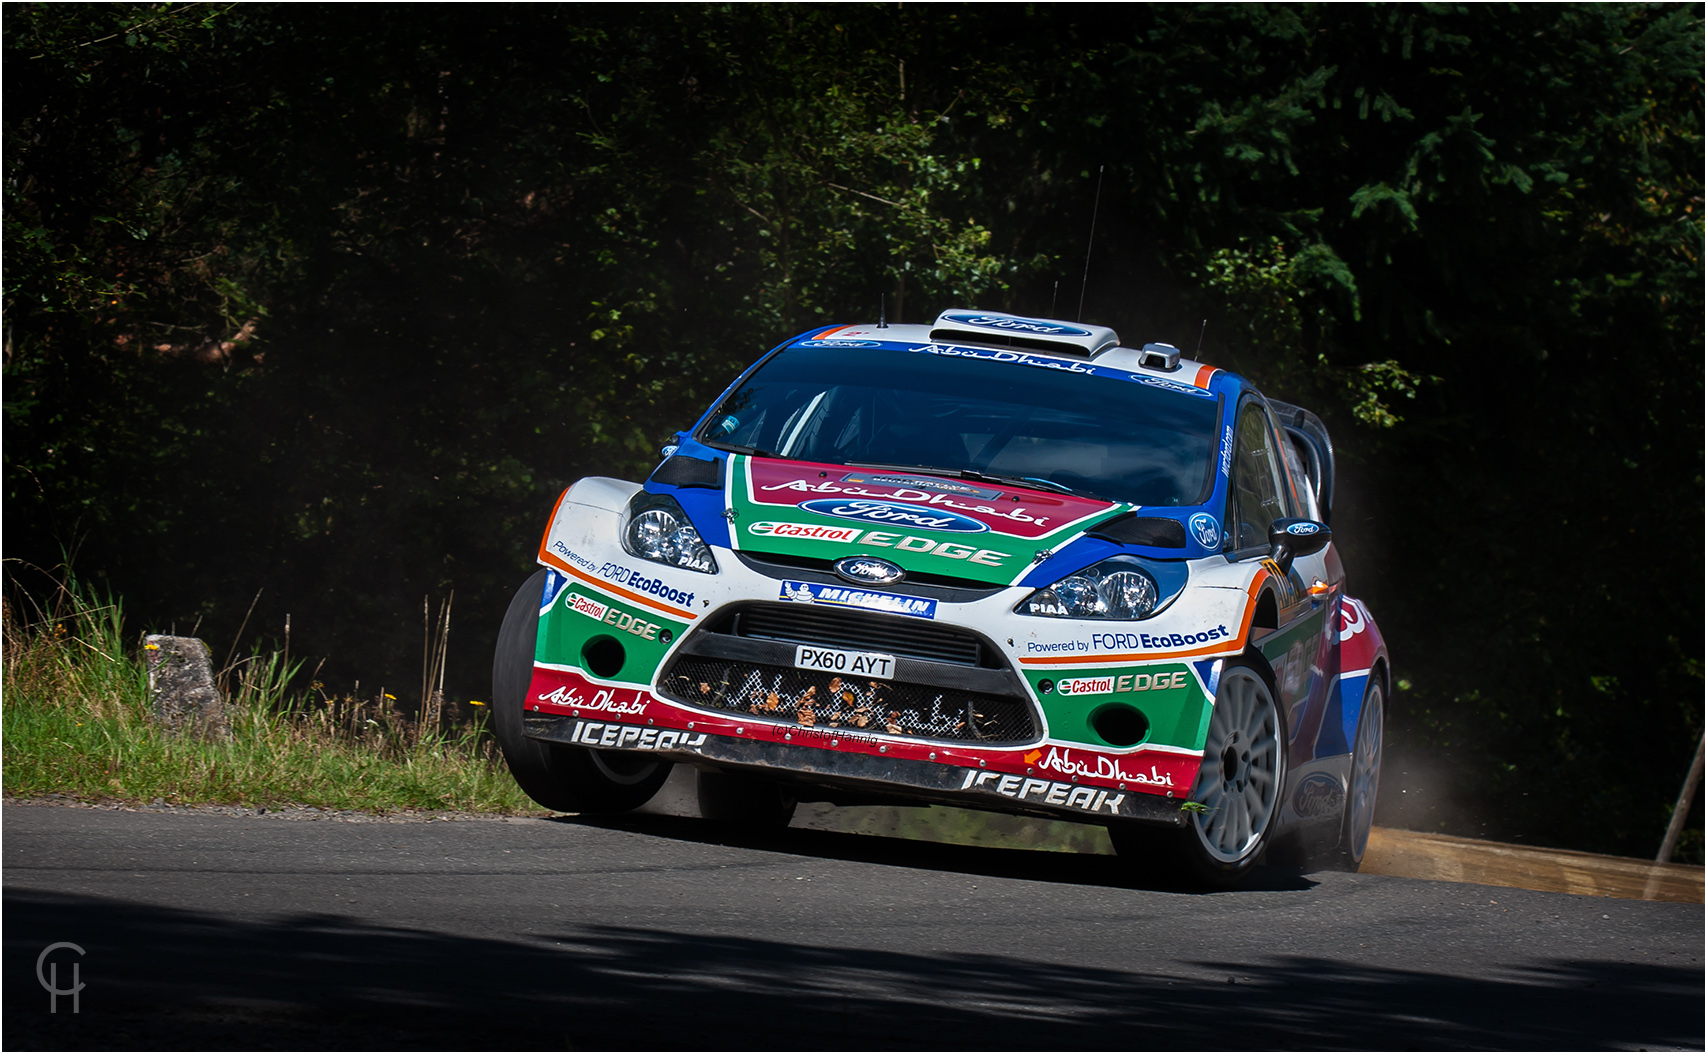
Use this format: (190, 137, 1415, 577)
(2, 577, 539, 814)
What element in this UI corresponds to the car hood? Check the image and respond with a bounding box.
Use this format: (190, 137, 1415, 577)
(725, 455, 1126, 587)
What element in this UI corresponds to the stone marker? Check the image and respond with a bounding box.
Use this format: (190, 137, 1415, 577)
(144, 635, 229, 738)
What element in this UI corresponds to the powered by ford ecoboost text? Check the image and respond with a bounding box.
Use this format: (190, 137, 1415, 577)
(491, 309, 1390, 886)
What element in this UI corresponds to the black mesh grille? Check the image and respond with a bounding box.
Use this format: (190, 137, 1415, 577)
(725, 604, 990, 666)
(658, 656, 1037, 744)
(1089, 514, 1188, 548)
(650, 455, 722, 488)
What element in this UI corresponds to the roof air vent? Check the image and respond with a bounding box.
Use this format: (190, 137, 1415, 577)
(929, 309, 1119, 358)
(1140, 343, 1182, 372)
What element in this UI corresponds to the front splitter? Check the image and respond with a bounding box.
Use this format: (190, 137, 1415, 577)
(523, 712, 1186, 829)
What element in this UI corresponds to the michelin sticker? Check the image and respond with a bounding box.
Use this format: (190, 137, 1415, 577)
(1189, 513, 1221, 549)
(780, 581, 937, 620)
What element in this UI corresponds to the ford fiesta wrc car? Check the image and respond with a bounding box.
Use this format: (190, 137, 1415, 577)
(491, 309, 1390, 886)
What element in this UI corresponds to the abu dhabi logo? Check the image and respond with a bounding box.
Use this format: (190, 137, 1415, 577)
(37, 942, 85, 1013)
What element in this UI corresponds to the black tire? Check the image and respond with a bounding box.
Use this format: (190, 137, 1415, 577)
(1332, 676, 1385, 871)
(1110, 661, 1286, 889)
(696, 768, 798, 829)
(491, 569, 672, 814)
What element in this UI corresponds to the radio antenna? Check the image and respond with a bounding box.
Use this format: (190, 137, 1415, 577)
(1076, 164, 1105, 322)
(878, 293, 888, 329)
(1195, 318, 1207, 356)
(1049, 280, 1059, 318)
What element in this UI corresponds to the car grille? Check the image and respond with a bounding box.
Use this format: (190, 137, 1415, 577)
(724, 603, 994, 667)
(656, 602, 1038, 745)
(658, 656, 1037, 744)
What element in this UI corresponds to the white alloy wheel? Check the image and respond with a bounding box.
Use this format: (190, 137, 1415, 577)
(1341, 678, 1385, 868)
(1186, 665, 1284, 871)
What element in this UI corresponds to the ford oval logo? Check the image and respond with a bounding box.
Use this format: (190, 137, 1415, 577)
(941, 312, 1091, 337)
(1291, 772, 1344, 819)
(1286, 521, 1321, 536)
(799, 498, 989, 534)
(1189, 513, 1220, 549)
(834, 556, 906, 586)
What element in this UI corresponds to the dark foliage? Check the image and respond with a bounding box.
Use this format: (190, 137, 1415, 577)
(4, 3, 1700, 858)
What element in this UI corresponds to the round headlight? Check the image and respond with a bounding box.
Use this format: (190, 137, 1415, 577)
(627, 509, 683, 563)
(1016, 556, 1174, 620)
(1054, 575, 1106, 618)
(1099, 570, 1158, 619)
(668, 523, 712, 571)
(621, 495, 719, 574)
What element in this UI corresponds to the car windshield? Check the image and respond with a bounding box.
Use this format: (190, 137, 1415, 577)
(697, 343, 1221, 506)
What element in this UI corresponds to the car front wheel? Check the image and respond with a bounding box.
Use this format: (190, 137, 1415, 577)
(491, 569, 672, 814)
(1110, 661, 1285, 888)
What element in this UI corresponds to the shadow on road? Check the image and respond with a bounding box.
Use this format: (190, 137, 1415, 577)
(6, 886, 1699, 1050)
(560, 811, 1321, 894)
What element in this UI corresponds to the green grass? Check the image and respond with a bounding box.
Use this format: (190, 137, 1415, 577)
(2, 579, 539, 814)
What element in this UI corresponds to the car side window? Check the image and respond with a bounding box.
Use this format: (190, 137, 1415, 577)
(1229, 401, 1288, 551)
(1277, 427, 1319, 522)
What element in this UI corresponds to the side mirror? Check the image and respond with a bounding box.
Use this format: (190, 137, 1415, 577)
(1268, 518, 1331, 574)
(659, 431, 687, 459)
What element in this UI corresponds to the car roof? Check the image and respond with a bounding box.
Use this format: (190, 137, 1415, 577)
(797, 309, 1229, 393)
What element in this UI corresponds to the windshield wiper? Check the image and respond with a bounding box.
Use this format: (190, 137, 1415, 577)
(701, 439, 780, 458)
(843, 461, 964, 478)
(958, 469, 1078, 495)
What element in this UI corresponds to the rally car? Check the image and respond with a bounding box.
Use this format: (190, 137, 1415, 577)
(491, 309, 1389, 886)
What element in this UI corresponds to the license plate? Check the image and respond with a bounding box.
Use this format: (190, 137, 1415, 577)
(793, 644, 896, 680)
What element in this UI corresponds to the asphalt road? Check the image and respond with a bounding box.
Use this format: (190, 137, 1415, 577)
(4, 803, 1702, 1050)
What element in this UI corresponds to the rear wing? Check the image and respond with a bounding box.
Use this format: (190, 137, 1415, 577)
(1267, 398, 1336, 524)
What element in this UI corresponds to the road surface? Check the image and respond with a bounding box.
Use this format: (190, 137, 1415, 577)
(4, 803, 1701, 1050)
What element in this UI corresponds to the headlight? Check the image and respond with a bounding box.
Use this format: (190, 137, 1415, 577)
(1017, 557, 1164, 620)
(622, 495, 718, 574)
